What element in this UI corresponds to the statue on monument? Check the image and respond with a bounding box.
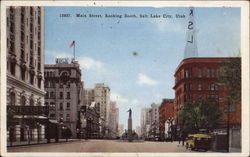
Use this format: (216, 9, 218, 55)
(127, 108, 132, 118)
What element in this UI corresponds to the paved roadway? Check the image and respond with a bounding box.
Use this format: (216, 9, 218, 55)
(8, 140, 192, 152)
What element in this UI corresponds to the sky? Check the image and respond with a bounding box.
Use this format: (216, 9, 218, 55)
(44, 6, 240, 129)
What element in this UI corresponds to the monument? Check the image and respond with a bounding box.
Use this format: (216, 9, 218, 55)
(127, 108, 133, 142)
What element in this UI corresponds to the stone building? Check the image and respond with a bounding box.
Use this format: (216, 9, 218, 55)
(108, 101, 119, 138)
(149, 103, 160, 138)
(6, 6, 46, 144)
(140, 108, 150, 138)
(84, 83, 111, 138)
(44, 58, 84, 138)
(94, 83, 110, 125)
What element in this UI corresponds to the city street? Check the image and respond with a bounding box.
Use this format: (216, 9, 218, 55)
(8, 140, 192, 152)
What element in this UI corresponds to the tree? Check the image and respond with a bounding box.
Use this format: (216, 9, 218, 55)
(219, 57, 241, 104)
(178, 100, 222, 134)
(7, 108, 16, 127)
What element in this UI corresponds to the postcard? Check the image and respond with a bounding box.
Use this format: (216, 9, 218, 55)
(0, 1, 249, 157)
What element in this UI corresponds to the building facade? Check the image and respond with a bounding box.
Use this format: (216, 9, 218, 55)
(173, 57, 241, 149)
(94, 83, 110, 125)
(149, 103, 160, 138)
(6, 6, 46, 144)
(159, 99, 175, 140)
(83, 83, 111, 138)
(108, 101, 119, 138)
(135, 126, 141, 137)
(140, 108, 151, 138)
(44, 58, 84, 138)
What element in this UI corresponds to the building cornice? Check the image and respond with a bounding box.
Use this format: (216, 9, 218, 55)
(7, 74, 45, 95)
(174, 57, 241, 76)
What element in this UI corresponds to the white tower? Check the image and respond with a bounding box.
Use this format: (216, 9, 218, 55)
(184, 7, 198, 59)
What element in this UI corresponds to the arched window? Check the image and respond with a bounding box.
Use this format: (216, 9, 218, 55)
(29, 98, 34, 106)
(10, 92, 16, 106)
(37, 101, 41, 106)
(21, 96, 26, 106)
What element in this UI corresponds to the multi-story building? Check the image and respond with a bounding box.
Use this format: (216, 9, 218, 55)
(140, 108, 151, 138)
(173, 57, 241, 149)
(84, 88, 95, 106)
(108, 101, 119, 138)
(94, 83, 110, 124)
(159, 99, 174, 139)
(118, 124, 124, 137)
(149, 103, 160, 137)
(6, 6, 46, 144)
(44, 58, 84, 138)
(135, 126, 141, 137)
(83, 83, 111, 138)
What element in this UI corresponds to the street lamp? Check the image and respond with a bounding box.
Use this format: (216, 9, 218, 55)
(167, 117, 174, 142)
(36, 122, 40, 144)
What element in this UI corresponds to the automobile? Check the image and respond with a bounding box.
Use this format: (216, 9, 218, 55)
(154, 136, 161, 141)
(185, 134, 212, 151)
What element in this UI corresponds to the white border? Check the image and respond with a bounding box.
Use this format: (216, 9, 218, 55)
(1, 1, 249, 157)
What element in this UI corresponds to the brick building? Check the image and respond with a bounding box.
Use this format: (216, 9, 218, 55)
(159, 99, 174, 139)
(173, 57, 241, 149)
(173, 57, 241, 126)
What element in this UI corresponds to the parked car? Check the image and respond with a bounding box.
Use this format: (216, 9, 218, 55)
(185, 134, 212, 151)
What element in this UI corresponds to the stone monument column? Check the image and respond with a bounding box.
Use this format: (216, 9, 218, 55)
(127, 108, 132, 142)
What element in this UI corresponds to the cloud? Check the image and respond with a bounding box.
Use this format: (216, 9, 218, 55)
(78, 57, 103, 70)
(45, 50, 72, 59)
(110, 92, 141, 106)
(137, 73, 159, 86)
(148, 18, 185, 33)
(110, 92, 130, 104)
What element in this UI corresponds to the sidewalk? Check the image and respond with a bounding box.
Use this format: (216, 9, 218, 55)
(7, 139, 81, 147)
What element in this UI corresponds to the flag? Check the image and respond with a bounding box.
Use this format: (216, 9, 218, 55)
(69, 40, 75, 48)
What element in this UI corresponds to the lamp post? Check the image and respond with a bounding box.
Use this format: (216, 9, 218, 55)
(167, 117, 174, 142)
(227, 97, 230, 152)
(58, 118, 63, 142)
(36, 122, 40, 144)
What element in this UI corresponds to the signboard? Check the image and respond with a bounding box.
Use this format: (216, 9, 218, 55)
(7, 106, 49, 116)
(56, 58, 69, 64)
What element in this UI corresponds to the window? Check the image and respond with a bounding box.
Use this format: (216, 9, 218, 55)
(30, 72, 34, 85)
(50, 92, 55, 99)
(59, 83, 63, 88)
(207, 69, 212, 78)
(38, 78, 41, 88)
(66, 103, 70, 110)
(20, 67, 25, 81)
(59, 103, 63, 110)
(50, 103, 55, 110)
(184, 83, 192, 91)
(197, 84, 202, 91)
(10, 92, 15, 106)
(10, 62, 15, 76)
(60, 92, 63, 99)
(21, 96, 26, 106)
(185, 69, 192, 78)
(208, 84, 215, 91)
(29, 98, 34, 106)
(67, 92, 70, 99)
(197, 94, 203, 101)
(66, 114, 70, 121)
(50, 114, 55, 118)
(211, 69, 215, 78)
(215, 84, 219, 91)
(45, 92, 49, 99)
(197, 68, 202, 78)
